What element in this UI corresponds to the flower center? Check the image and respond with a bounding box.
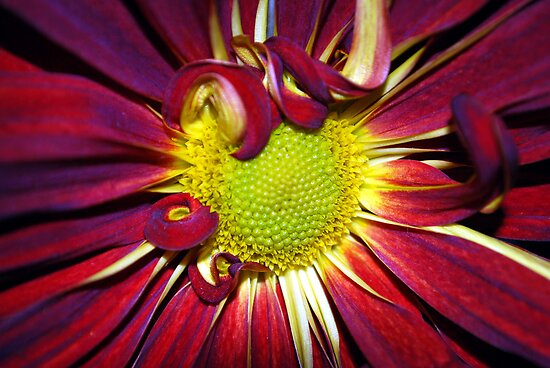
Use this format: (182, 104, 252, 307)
(180, 110, 363, 273)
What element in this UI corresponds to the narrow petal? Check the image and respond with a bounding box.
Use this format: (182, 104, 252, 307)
(353, 218, 550, 366)
(162, 61, 272, 160)
(81, 262, 174, 367)
(390, 0, 488, 52)
(145, 193, 219, 250)
(194, 278, 250, 367)
(321, 254, 457, 367)
(360, 95, 517, 226)
(135, 283, 220, 367)
(0, 201, 149, 272)
(2, 0, 175, 99)
(251, 276, 298, 367)
(365, 1, 550, 139)
(0, 49, 40, 72)
(496, 184, 550, 241)
(0, 72, 181, 218)
(341, 0, 391, 89)
(276, 0, 322, 50)
(0, 242, 141, 317)
(0, 255, 159, 367)
(311, 0, 354, 61)
(137, 0, 213, 62)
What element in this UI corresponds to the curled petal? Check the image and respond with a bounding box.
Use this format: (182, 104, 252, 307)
(189, 253, 269, 303)
(361, 95, 518, 226)
(144, 193, 218, 250)
(163, 61, 272, 160)
(341, 0, 391, 88)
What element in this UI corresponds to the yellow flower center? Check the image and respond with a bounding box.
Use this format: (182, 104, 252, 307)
(180, 108, 364, 273)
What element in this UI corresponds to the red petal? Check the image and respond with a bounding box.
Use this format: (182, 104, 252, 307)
(0, 242, 141, 318)
(505, 104, 550, 165)
(81, 262, 174, 367)
(311, 0, 354, 60)
(136, 0, 213, 62)
(2, 0, 175, 100)
(0, 201, 149, 272)
(162, 61, 272, 160)
(497, 184, 550, 241)
(189, 253, 269, 303)
(276, 0, 322, 50)
(251, 277, 298, 367)
(0, 49, 40, 72)
(135, 283, 219, 367)
(367, 1, 550, 139)
(0, 72, 178, 218)
(357, 219, 550, 366)
(263, 49, 328, 128)
(390, 0, 488, 48)
(362, 95, 517, 226)
(0, 255, 159, 367)
(194, 281, 250, 367)
(322, 256, 457, 367)
(145, 193, 219, 250)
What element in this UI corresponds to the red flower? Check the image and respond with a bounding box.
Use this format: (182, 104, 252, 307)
(1, 1, 549, 367)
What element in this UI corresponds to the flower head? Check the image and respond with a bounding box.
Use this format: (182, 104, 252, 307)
(1, 0, 549, 367)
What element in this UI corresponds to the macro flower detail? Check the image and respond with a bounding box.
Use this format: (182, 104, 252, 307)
(1, 0, 549, 367)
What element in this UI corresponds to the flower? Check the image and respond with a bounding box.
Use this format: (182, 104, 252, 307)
(1, 0, 549, 367)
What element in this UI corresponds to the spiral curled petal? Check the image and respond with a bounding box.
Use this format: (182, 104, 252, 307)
(144, 193, 218, 250)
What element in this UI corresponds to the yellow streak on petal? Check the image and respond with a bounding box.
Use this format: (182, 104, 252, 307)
(352, 0, 531, 123)
(355, 126, 452, 147)
(254, 0, 269, 42)
(279, 271, 313, 368)
(318, 240, 391, 303)
(318, 20, 352, 63)
(343, 45, 426, 120)
(298, 268, 341, 367)
(352, 212, 550, 280)
(342, 0, 390, 88)
(209, 2, 229, 61)
(146, 182, 185, 193)
(426, 224, 550, 280)
(247, 274, 258, 368)
(79, 241, 157, 286)
(231, 0, 244, 37)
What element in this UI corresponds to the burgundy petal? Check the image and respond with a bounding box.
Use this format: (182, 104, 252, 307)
(0, 72, 179, 218)
(145, 193, 219, 250)
(238, 0, 261, 38)
(0, 242, 141, 318)
(362, 95, 518, 226)
(504, 104, 550, 165)
(162, 61, 272, 160)
(323, 255, 457, 367)
(263, 48, 328, 128)
(194, 281, 250, 367)
(189, 252, 269, 303)
(0, 202, 149, 272)
(81, 262, 174, 367)
(356, 219, 550, 366)
(136, 0, 213, 62)
(276, 0, 322, 50)
(0, 49, 40, 72)
(251, 277, 298, 367)
(2, 0, 175, 100)
(367, 1, 550, 139)
(311, 0, 354, 60)
(496, 184, 550, 241)
(135, 283, 219, 367)
(390, 0, 489, 48)
(0, 255, 159, 367)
